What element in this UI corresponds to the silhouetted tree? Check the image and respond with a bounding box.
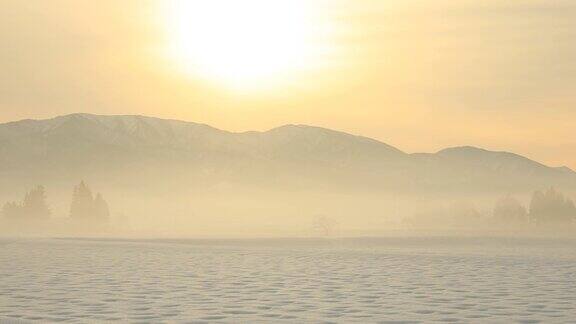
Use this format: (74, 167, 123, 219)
(312, 215, 338, 237)
(69, 182, 110, 228)
(70, 181, 95, 219)
(529, 188, 576, 223)
(493, 194, 527, 223)
(22, 185, 51, 219)
(2, 186, 50, 220)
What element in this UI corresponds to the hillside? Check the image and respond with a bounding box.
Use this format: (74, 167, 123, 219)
(0, 114, 573, 195)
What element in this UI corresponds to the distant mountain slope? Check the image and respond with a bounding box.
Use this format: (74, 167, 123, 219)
(0, 113, 573, 193)
(437, 146, 556, 175)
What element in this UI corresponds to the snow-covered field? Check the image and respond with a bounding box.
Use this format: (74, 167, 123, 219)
(0, 237, 575, 323)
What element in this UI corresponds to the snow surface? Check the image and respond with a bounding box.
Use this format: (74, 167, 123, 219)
(0, 237, 575, 323)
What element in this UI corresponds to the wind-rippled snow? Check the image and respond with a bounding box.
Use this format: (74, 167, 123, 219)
(0, 237, 575, 323)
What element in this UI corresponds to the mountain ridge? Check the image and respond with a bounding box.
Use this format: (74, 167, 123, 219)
(0, 113, 560, 163)
(0, 113, 574, 194)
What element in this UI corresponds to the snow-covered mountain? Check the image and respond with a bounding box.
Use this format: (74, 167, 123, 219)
(0, 113, 573, 194)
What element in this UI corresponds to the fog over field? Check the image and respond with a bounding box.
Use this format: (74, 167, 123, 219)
(1, 114, 575, 238)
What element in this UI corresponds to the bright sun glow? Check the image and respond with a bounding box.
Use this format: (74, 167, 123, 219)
(163, 0, 331, 90)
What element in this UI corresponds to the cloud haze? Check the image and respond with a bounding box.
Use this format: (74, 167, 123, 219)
(1, 0, 575, 167)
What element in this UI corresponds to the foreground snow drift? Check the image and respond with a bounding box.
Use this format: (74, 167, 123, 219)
(0, 237, 575, 323)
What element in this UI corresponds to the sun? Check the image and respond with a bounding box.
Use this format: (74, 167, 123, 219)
(162, 0, 329, 90)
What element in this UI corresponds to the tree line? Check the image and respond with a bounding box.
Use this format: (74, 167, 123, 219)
(1, 181, 110, 223)
(406, 187, 576, 228)
(493, 187, 576, 223)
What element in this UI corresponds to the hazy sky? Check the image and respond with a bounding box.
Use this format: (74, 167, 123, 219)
(1, 0, 576, 167)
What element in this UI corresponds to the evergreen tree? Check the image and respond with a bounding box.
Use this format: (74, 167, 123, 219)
(529, 187, 576, 223)
(22, 185, 51, 219)
(70, 181, 95, 219)
(2, 186, 50, 220)
(69, 182, 110, 227)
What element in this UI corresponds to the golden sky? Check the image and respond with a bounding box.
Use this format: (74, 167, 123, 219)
(1, 0, 575, 168)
